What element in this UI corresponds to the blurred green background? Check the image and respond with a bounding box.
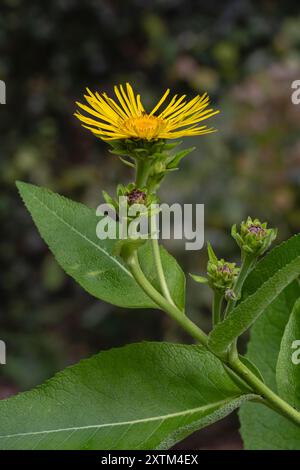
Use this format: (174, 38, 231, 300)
(1, 0, 300, 449)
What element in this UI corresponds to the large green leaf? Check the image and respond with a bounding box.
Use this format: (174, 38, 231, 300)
(0, 343, 256, 450)
(239, 282, 300, 449)
(17, 181, 185, 310)
(209, 237, 300, 355)
(276, 298, 300, 410)
(242, 233, 300, 298)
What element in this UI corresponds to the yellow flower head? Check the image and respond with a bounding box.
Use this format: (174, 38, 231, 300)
(75, 83, 219, 141)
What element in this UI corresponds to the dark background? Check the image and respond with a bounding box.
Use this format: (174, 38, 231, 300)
(1, 0, 300, 449)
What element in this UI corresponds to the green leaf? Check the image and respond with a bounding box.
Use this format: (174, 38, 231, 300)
(209, 244, 300, 354)
(17, 181, 185, 310)
(239, 281, 300, 449)
(276, 297, 300, 410)
(0, 343, 256, 450)
(243, 233, 300, 298)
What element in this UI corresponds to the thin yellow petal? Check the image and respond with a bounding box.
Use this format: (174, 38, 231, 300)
(102, 93, 128, 119)
(83, 94, 120, 124)
(158, 94, 186, 118)
(126, 83, 140, 116)
(149, 89, 170, 115)
(137, 94, 145, 113)
(119, 84, 135, 116)
(114, 86, 132, 116)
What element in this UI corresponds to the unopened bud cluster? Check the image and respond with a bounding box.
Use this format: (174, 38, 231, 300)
(207, 258, 240, 293)
(232, 217, 277, 257)
(126, 188, 147, 206)
(102, 183, 158, 222)
(191, 242, 240, 295)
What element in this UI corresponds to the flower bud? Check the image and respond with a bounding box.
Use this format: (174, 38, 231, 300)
(126, 189, 147, 206)
(232, 217, 277, 258)
(206, 242, 239, 293)
(224, 288, 238, 302)
(207, 258, 240, 293)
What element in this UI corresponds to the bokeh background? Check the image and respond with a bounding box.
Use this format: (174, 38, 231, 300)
(1, 0, 300, 449)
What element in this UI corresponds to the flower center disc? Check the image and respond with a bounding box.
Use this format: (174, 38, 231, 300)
(122, 115, 166, 140)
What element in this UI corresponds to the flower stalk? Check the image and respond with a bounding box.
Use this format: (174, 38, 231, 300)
(126, 250, 208, 346)
(224, 253, 255, 318)
(212, 291, 223, 326)
(150, 221, 176, 308)
(135, 159, 151, 188)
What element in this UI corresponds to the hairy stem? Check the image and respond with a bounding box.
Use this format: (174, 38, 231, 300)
(135, 155, 176, 307)
(135, 159, 151, 188)
(229, 357, 300, 427)
(225, 253, 255, 318)
(150, 216, 176, 307)
(135, 152, 175, 306)
(225, 254, 255, 362)
(127, 250, 208, 346)
(212, 291, 223, 326)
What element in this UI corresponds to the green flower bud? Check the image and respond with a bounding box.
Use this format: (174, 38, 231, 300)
(206, 242, 240, 293)
(232, 217, 277, 258)
(126, 188, 147, 206)
(102, 183, 159, 226)
(207, 258, 240, 293)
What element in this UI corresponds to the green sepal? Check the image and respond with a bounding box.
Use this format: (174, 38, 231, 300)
(118, 157, 135, 168)
(189, 274, 208, 284)
(102, 190, 118, 212)
(167, 147, 195, 169)
(163, 140, 182, 151)
(207, 241, 218, 263)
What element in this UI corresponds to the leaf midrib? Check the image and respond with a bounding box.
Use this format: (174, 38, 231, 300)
(0, 397, 245, 439)
(27, 190, 132, 278)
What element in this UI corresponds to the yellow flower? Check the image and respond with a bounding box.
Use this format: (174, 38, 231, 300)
(74, 83, 219, 141)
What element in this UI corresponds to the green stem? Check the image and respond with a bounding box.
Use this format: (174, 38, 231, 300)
(230, 357, 300, 427)
(127, 251, 208, 346)
(212, 291, 223, 326)
(150, 217, 176, 307)
(225, 253, 255, 318)
(135, 155, 176, 308)
(135, 159, 151, 188)
(225, 254, 255, 362)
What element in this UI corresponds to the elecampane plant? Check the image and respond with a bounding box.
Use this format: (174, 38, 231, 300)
(1, 84, 300, 450)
